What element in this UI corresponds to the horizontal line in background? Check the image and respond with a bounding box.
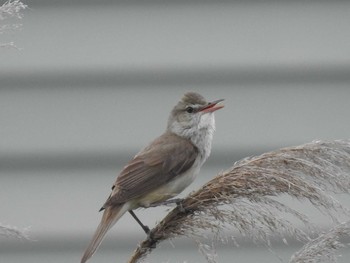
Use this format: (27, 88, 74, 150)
(0, 234, 306, 253)
(0, 148, 264, 172)
(2, 232, 348, 252)
(2, 65, 350, 89)
(25, 0, 348, 8)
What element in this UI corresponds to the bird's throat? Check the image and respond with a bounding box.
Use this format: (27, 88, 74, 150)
(190, 113, 216, 164)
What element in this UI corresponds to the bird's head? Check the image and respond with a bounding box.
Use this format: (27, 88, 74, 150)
(167, 92, 224, 139)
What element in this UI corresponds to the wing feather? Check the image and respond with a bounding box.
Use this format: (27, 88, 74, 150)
(103, 132, 198, 207)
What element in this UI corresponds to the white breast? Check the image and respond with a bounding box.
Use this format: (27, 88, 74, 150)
(138, 112, 216, 208)
(161, 113, 216, 199)
(191, 112, 216, 165)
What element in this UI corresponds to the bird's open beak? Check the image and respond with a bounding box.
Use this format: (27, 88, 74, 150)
(199, 99, 224, 113)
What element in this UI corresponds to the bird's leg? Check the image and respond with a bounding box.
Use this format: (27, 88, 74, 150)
(128, 210, 150, 235)
(128, 210, 157, 248)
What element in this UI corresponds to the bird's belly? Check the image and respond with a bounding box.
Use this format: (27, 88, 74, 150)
(137, 160, 201, 207)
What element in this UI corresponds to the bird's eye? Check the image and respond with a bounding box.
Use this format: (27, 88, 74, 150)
(186, 106, 194, 113)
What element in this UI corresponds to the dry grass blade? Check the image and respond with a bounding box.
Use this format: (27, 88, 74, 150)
(0, 0, 27, 48)
(127, 140, 350, 263)
(290, 221, 350, 263)
(0, 223, 30, 240)
(0, 0, 26, 20)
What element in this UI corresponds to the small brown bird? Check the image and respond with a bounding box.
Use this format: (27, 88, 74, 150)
(81, 92, 224, 263)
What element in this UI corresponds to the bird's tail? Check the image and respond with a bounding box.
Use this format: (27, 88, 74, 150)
(81, 203, 128, 263)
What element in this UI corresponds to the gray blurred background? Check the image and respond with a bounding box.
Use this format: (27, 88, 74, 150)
(1, 0, 350, 262)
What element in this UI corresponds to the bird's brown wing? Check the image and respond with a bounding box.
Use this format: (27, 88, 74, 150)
(102, 132, 198, 208)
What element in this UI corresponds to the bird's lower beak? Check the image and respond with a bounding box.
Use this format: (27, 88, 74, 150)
(199, 99, 224, 113)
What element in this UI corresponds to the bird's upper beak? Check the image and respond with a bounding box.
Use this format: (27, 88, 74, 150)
(199, 99, 224, 113)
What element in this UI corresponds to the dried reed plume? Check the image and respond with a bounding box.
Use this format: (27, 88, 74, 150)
(290, 220, 350, 263)
(0, 0, 27, 48)
(127, 140, 350, 263)
(0, 223, 30, 240)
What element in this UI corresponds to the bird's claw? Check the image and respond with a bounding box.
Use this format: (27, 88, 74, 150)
(143, 225, 151, 235)
(146, 230, 157, 248)
(175, 200, 186, 213)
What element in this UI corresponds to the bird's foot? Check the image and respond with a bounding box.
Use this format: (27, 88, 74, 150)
(142, 225, 151, 235)
(146, 230, 157, 249)
(135, 218, 157, 248)
(175, 199, 187, 213)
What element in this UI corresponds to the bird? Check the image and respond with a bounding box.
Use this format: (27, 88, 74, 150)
(81, 92, 224, 263)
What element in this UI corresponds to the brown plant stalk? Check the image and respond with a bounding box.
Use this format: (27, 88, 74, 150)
(127, 140, 350, 263)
